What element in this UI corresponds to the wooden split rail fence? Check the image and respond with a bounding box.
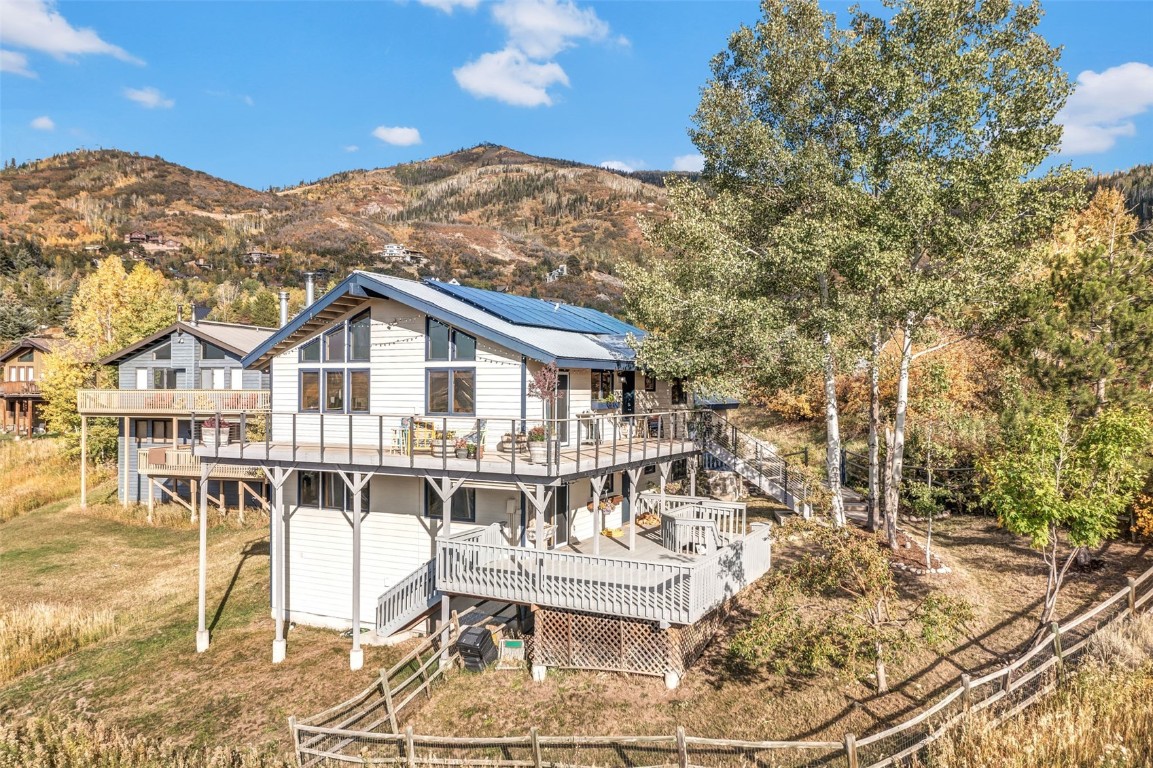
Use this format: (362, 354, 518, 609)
(292, 564, 1153, 768)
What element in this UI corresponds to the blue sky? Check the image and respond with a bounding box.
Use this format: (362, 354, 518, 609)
(2, 0, 1151, 190)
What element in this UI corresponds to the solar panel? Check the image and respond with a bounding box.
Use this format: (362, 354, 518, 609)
(425, 280, 644, 335)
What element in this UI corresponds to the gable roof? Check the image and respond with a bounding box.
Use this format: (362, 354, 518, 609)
(99, 321, 277, 366)
(0, 336, 68, 364)
(243, 271, 646, 370)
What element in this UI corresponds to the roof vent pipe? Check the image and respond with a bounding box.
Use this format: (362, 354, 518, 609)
(176, 304, 183, 323)
(304, 272, 315, 306)
(190, 305, 199, 327)
(278, 290, 289, 327)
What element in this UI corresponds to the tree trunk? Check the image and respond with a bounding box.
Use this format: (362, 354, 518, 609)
(867, 330, 882, 532)
(883, 315, 914, 550)
(823, 331, 847, 527)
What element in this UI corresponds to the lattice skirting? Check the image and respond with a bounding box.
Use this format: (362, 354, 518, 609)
(531, 604, 729, 677)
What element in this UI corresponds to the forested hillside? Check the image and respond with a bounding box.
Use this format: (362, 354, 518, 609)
(1089, 164, 1153, 226)
(0, 144, 672, 344)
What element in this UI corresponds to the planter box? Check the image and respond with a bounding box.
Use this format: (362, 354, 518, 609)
(202, 432, 232, 448)
(591, 401, 618, 412)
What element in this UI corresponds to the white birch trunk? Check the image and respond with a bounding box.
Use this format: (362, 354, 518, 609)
(884, 315, 914, 550)
(868, 329, 882, 532)
(823, 331, 847, 527)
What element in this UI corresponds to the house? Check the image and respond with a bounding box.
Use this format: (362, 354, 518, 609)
(0, 336, 67, 437)
(76, 319, 276, 519)
(241, 249, 280, 265)
(373, 244, 426, 266)
(184, 271, 772, 686)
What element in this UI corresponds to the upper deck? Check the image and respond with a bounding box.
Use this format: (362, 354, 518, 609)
(77, 389, 270, 416)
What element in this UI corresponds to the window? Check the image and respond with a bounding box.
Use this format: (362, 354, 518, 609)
(324, 326, 345, 363)
(348, 312, 371, 362)
(201, 368, 226, 389)
(593, 370, 614, 400)
(300, 339, 320, 363)
(427, 319, 476, 362)
(425, 485, 476, 522)
(201, 342, 227, 360)
(349, 370, 370, 412)
(644, 374, 657, 392)
(134, 420, 149, 440)
(602, 472, 615, 495)
(230, 368, 244, 389)
(324, 370, 344, 412)
(152, 420, 174, 440)
(301, 371, 320, 411)
(671, 378, 687, 405)
(152, 368, 177, 389)
(153, 344, 171, 361)
(17, 350, 33, 363)
(299, 471, 369, 511)
(427, 369, 475, 415)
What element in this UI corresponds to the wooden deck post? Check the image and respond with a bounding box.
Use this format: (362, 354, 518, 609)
(196, 461, 212, 653)
(147, 477, 155, 524)
(122, 416, 130, 508)
(338, 469, 371, 671)
(589, 475, 607, 556)
(263, 465, 291, 663)
(80, 415, 88, 509)
(625, 468, 641, 552)
(426, 475, 465, 665)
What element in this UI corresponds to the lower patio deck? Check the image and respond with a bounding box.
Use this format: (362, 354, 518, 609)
(437, 506, 772, 627)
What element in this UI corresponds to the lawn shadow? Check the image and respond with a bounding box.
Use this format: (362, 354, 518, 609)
(209, 537, 269, 632)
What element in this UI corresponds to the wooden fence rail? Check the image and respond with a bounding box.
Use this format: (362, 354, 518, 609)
(292, 563, 1153, 768)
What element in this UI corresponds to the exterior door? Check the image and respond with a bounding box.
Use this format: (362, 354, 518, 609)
(549, 371, 570, 443)
(620, 371, 636, 416)
(551, 484, 571, 547)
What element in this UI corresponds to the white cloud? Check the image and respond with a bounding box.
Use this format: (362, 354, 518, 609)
(417, 0, 480, 12)
(672, 153, 704, 172)
(1058, 62, 1153, 155)
(599, 160, 635, 173)
(30, 115, 54, 130)
(372, 125, 422, 146)
(124, 86, 174, 109)
(493, 0, 609, 59)
(243, 94, 254, 107)
(455, 0, 617, 107)
(454, 48, 568, 107)
(344, 145, 360, 153)
(0, 49, 35, 76)
(0, 0, 140, 63)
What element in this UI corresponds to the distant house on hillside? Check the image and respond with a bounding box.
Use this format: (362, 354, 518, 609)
(123, 231, 183, 252)
(242, 249, 280, 265)
(0, 335, 67, 437)
(372, 243, 426, 266)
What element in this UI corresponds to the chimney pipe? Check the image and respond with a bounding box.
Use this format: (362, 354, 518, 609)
(304, 272, 315, 306)
(190, 304, 199, 327)
(278, 290, 289, 327)
(177, 304, 183, 324)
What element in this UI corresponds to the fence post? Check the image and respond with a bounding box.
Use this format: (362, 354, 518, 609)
(843, 732, 859, 768)
(676, 725, 689, 768)
(1051, 622, 1065, 680)
(531, 726, 543, 768)
(405, 726, 417, 768)
(961, 673, 972, 712)
(1129, 577, 1137, 616)
(287, 716, 302, 768)
(1002, 665, 1014, 693)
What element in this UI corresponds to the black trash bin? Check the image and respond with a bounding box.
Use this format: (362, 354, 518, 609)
(457, 626, 498, 671)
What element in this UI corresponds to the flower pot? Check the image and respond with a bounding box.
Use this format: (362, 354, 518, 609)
(430, 443, 451, 458)
(202, 432, 232, 448)
(527, 441, 548, 464)
(455, 447, 469, 459)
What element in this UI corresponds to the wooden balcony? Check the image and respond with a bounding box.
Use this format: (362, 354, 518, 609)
(436, 512, 773, 626)
(137, 447, 264, 480)
(77, 389, 270, 416)
(195, 410, 703, 480)
(1, 381, 41, 397)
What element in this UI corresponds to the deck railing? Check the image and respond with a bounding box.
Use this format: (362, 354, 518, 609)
(194, 409, 704, 475)
(437, 522, 771, 626)
(636, 492, 748, 541)
(1, 381, 40, 396)
(375, 559, 439, 638)
(77, 388, 270, 414)
(136, 447, 264, 480)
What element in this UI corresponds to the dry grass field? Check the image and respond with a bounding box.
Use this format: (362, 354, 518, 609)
(0, 438, 113, 522)
(1, 438, 1150, 766)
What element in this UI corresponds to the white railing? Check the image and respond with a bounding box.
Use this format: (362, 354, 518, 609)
(375, 559, 439, 638)
(437, 523, 771, 626)
(636, 492, 747, 541)
(77, 389, 270, 414)
(136, 448, 264, 479)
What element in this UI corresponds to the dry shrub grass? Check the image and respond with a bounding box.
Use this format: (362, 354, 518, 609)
(0, 439, 113, 521)
(0, 716, 293, 768)
(80, 499, 268, 531)
(919, 615, 1153, 768)
(0, 604, 116, 683)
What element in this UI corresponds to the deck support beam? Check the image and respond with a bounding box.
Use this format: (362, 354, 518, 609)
(80, 416, 88, 509)
(425, 475, 465, 665)
(589, 475, 607, 556)
(196, 461, 217, 653)
(516, 482, 554, 552)
(262, 465, 293, 663)
(624, 468, 642, 552)
(122, 417, 130, 508)
(338, 469, 372, 671)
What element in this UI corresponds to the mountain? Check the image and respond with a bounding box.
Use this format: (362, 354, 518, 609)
(0, 145, 672, 313)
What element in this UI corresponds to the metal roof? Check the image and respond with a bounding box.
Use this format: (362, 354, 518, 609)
(243, 271, 646, 370)
(100, 321, 276, 366)
(0, 336, 69, 363)
(425, 280, 643, 335)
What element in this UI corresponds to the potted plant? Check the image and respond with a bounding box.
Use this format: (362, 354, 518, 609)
(201, 416, 233, 447)
(454, 437, 469, 459)
(466, 440, 484, 460)
(592, 393, 620, 411)
(431, 430, 455, 458)
(526, 425, 548, 463)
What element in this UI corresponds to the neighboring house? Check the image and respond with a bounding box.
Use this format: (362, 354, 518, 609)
(0, 336, 67, 437)
(187, 271, 772, 685)
(77, 320, 275, 517)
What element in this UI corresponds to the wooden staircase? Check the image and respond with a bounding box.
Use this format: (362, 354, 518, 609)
(702, 415, 812, 518)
